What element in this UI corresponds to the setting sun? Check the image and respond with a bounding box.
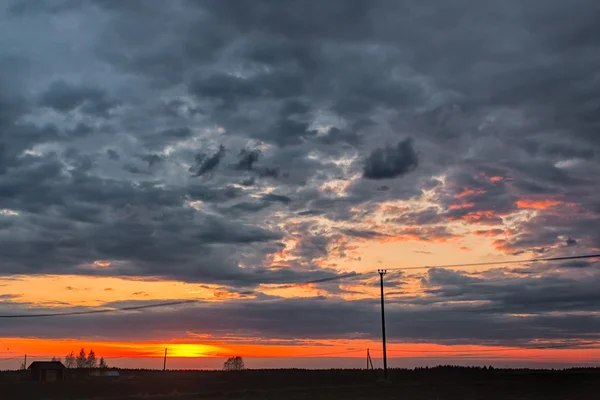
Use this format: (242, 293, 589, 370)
(164, 344, 227, 358)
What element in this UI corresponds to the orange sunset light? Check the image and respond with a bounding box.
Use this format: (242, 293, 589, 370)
(516, 199, 563, 209)
(3, 337, 600, 365)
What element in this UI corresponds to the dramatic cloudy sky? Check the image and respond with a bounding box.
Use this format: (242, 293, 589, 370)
(1, 0, 600, 369)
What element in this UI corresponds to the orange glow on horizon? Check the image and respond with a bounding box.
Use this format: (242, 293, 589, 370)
(0, 275, 244, 308)
(2, 337, 599, 365)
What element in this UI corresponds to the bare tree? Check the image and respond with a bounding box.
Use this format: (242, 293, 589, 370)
(223, 356, 245, 371)
(64, 351, 76, 368)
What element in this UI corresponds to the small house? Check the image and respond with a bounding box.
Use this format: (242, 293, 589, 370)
(28, 361, 66, 382)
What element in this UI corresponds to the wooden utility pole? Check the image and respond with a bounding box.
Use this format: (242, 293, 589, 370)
(23, 354, 27, 370)
(378, 269, 388, 379)
(366, 348, 374, 370)
(163, 348, 167, 371)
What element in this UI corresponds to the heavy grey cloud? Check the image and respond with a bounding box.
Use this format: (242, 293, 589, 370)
(363, 138, 419, 180)
(140, 153, 164, 168)
(38, 80, 119, 118)
(235, 148, 261, 171)
(190, 145, 226, 177)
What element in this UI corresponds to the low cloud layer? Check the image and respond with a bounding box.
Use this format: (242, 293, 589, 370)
(2, 264, 600, 347)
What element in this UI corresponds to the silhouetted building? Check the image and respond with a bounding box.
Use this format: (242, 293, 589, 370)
(28, 361, 66, 382)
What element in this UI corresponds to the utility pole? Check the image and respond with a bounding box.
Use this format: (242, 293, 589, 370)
(24, 354, 27, 370)
(378, 269, 388, 380)
(163, 348, 167, 371)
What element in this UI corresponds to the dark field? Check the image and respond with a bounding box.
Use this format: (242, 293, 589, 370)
(2, 367, 599, 400)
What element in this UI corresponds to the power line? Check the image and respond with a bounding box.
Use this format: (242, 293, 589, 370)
(303, 272, 364, 284)
(289, 253, 600, 285)
(386, 253, 600, 272)
(1, 253, 598, 319)
(0, 300, 198, 319)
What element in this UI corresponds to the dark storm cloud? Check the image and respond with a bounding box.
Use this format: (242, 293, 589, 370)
(258, 167, 280, 179)
(160, 126, 194, 140)
(341, 229, 385, 239)
(224, 193, 291, 215)
(189, 72, 305, 112)
(0, 151, 291, 284)
(240, 177, 255, 186)
(106, 149, 120, 160)
(363, 138, 418, 180)
(235, 148, 261, 171)
(387, 207, 442, 226)
(139, 153, 164, 167)
(122, 164, 147, 175)
(260, 193, 291, 204)
(7, 0, 81, 16)
(297, 210, 324, 217)
(194, 214, 282, 244)
(190, 145, 226, 176)
(263, 117, 317, 148)
(187, 184, 243, 203)
(38, 80, 119, 117)
(161, 100, 204, 118)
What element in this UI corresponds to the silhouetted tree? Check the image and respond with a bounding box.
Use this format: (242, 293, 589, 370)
(64, 351, 76, 368)
(87, 349, 97, 368)
(99, 357, 108, 369)
(76, 348, 87, 368)
(223, 356, 245, 371)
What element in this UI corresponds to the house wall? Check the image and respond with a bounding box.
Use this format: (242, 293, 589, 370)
(31, 369, 41, 382)
(31, 368, 65, 382)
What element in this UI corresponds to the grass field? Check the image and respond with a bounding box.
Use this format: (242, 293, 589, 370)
(2, 367, 599, 399)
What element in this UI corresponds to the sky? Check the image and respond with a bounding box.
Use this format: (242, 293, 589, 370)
(1, 0, 600, 370)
